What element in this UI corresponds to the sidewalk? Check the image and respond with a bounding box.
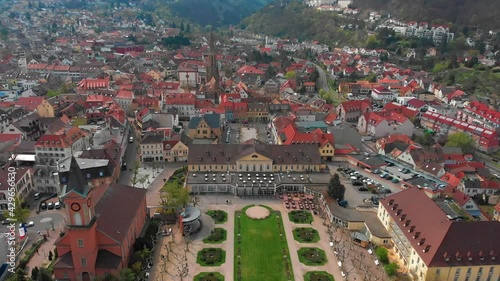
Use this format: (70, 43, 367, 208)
(25, 229, 59, 272)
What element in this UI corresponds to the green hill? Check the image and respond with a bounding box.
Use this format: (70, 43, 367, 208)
(240, 1, 366, 45)
(352, 0, 500, 30)
(169, 0, 274, 27)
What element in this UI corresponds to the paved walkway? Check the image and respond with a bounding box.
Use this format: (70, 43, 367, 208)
(149, 204, 235, 281)
(148, 195, 385, 281)
(25, 229, 60, 272)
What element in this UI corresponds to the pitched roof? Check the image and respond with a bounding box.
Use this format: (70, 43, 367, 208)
(15, 97, 45, 111)
(188, 140, 322, 165)
(95, 183, 147, 243)
(381, 188, 452, 266)
(188, 113, 220, 129)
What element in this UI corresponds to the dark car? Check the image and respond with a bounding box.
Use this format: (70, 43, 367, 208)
(386, 175, 393, 180)
(338, 200, 348, 207)
(352, 181, 363, 186)
(386, 162, 394, 166)
(47, 202, 54, 210)
(41, 202, 47, 210)
(358, 187, 368, 191)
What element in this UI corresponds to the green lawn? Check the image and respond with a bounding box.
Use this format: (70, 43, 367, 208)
(235, 205, 293, 281)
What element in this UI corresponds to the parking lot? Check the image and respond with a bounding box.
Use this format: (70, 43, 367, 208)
(330, 163, 405, 208)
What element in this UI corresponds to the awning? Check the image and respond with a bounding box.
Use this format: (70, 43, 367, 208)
(13, 154, 36, 162)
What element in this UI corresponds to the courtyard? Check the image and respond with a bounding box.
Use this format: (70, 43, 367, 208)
(147, 194, 377, 281)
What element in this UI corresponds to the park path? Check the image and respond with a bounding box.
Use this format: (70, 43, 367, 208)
(277, 203, 345, 281)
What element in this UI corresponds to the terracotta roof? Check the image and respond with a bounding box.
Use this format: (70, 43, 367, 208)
(35, 126, 88, 148)
(381, 188, 452, 266)
(0, 133, 23, 144)
(96, 183, 147, 243)
(15, 97, 45, 111)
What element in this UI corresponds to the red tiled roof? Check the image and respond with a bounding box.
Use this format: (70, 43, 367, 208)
(0, 133, 23, 144)
(15, 97, 45, 111)
(236, 65, 265, 75)
(381, 188, 451, 266)
(35, 127, 88, 148)
(115, 90, 133, 99)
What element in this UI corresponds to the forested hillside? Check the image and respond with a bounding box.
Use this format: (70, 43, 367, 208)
(169, 0, 274, 27)
(240, 2, 366, 45)
(353, 0, 500, 30)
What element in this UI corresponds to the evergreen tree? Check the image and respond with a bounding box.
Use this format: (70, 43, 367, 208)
(48, 251, 53, 261)
(327, 173, 346, 201)
(31, 267, 39, 280)
(186, 23, 191, 33)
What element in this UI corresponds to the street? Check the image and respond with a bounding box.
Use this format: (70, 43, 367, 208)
(117, 134, 138, 185)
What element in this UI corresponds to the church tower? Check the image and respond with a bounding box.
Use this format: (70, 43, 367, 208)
(205, 30, 222, 103)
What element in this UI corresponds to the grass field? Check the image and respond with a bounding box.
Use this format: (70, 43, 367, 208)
(235, 205, 294, 281)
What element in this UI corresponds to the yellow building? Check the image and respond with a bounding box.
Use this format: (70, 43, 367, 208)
(187, 113, 221, 140)
(187, 139, 325, 173)
(16, 97, 55, 118)
(164, 140, 189, 162)
(378, 188, 500, 281)
(139, 133, 164, 162)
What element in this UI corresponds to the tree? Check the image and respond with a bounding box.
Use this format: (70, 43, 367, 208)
(31, 267, 39, 280)
(160, 182, 190, 211)
(54, 247, 58, 259)
(48, 251, 53, 261)
(375, 247, 389, 264)
(308, 69, 320, 82)
(284, 71, 296, 79)
(265, 65, 276, 80)
(384, 262, 399, 276)
(445, 132, 475, 154)
(131, 161, 140, 188)
(8, 195, 30, 224)
(36, 268, 53, 281)
(327, 173, 345, 201)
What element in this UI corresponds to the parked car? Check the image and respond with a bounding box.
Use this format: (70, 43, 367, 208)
(371, 196, 379, 205)
(358, 187, 368, 191)
(128, 137, 134, 143)
(19, 221, 34, 228)
(338, 200, 348, 207)
(1, 218, 16, 225)
(34, 192, 41, 200)
(401, 168, 411, 174)
(391, 178, 399, 183)
(386, 162, 394, 166)
(41, 202, 47, 210)
(380, 173, 388, 178)
(55, 202, 61, 209)
(372, 169, 381, 174)
(352, 181, 363, 186)
(374, 259, 380, 266)
(47, 202, 54, 210)
(386, 175, 393, 180)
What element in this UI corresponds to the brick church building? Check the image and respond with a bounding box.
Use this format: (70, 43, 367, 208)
(53, 157, 148, 281)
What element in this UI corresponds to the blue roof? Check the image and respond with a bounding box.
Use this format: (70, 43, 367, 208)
(188, 113, 220, 129)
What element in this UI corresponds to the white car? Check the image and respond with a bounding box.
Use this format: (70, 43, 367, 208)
(374, 259, 380, 266)
(368, 249, 373, 255)
(337, 261, 342, 267)
(19, 221, 34, 228)
(341, 271, 346, 277)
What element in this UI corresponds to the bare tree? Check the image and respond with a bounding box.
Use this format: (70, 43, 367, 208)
(172, 250, 189, 281)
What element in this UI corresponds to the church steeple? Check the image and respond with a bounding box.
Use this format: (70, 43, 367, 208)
(206, 30, 221, 102)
